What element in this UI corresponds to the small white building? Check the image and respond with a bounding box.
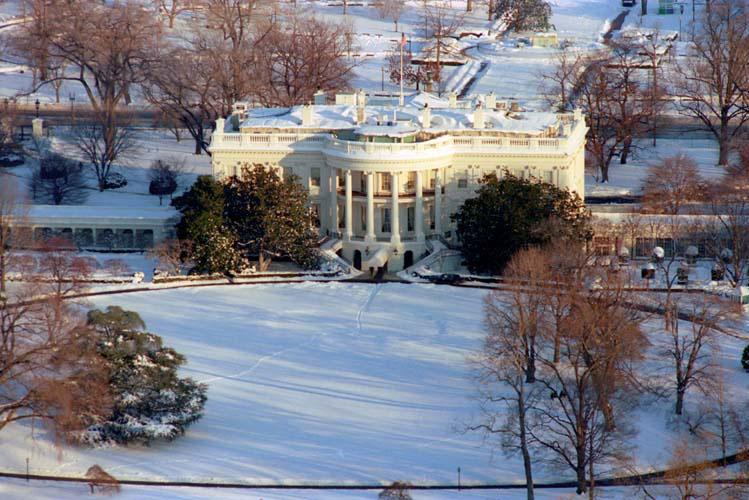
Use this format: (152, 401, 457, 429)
(210, 92, 587, 272)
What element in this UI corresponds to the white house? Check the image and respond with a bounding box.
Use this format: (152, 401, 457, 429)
(210, 91, 587, 272)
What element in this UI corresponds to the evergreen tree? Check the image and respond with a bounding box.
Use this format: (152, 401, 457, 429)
(224, 164, 319, 271)
(75, 306, 208, 446)
(453, 172, 591, 275)
(172, 175, 244, 274)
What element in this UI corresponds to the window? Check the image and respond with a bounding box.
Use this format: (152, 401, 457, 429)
(407, 206, 415, 231)
(458, 169, 469, 188)
(360, 174, 367, 193)
(360, 205, 367, 231)
(429, 204, 435, 230)
(381, 208, 391, 233)
(429, 176, 436, 189)
(381, 174, 391, 192)
(406, 172, 416, 191)
(310, 204, 320, 227)
(544, 170, 554, 184)
(310, 167, 321, 187)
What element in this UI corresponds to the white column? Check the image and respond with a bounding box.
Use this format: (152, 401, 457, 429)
(344, 169, 353, 241)
(329, 167, 338, 235)
(390, 172, 400, 244)
(415, 170, 424, 242)
(434, 169, 442, 236)
(366, 173, 375, 242)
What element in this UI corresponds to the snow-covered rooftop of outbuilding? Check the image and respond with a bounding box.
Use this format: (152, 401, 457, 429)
(239, 93, 563, 135)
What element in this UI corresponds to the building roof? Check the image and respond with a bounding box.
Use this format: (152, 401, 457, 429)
(238, 93, 562, 136)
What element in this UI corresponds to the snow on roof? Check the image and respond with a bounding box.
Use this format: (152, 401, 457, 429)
(354, 123, 419, 137)
(239, 94, 561, 135)
(26, 205, 177, 221)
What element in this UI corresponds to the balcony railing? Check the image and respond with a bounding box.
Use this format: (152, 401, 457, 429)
(210, 123, 585, 156)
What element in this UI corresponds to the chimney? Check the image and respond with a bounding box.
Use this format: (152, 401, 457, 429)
(215, 117, 226, 133)
(422, 103, 431, 128)
(563, 123, 572, 136)
(313, 89, 326, 105)
(574, 107, 583, 122)
(473, 103, 485, 129)
(486, 91, 496, 110)
(448, 92, 457, 109)
(302, 103, 314, 126)
(356, 90, 366, 125)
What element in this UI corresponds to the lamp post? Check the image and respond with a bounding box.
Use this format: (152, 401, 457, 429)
(34, 99, 40, 118)
(69, 94, 76, 124)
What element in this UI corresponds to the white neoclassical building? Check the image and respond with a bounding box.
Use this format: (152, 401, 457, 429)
(210, 91, 587, 271)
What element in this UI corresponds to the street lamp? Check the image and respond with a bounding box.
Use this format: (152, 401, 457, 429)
(69, 94, 76, 124)
(34, 99, 40, 118)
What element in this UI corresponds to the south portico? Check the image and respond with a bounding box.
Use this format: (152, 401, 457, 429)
(209, 91, 588, 273)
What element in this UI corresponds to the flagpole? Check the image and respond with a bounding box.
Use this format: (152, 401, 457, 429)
(399, 32, 405, 107)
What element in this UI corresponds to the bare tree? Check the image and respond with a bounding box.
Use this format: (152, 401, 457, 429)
(664, 295, 734, 416)
(387, 50, 430, 91)
(688, 371, 747, 463)
(0, 256, 110, 439)
(701, 157, 749, 287)
(194, 0, 275, 109)
(641, 154, 704, 216)
(148, 238, 193, 275)
(635, 28, 667, 147)
(0, 174, 29, 294)
(31, 153, 88, 205)
(157, 0, 196, 28)
(671, 0, 749, 166)
(528, 265, 647, 497)
(13, 2, 161, 189)
(0, 101, 20, 164)
(143, 47, 217, 155)
(86, 465, 121, 495)
(475, 250, 550, 500)
(376, 0, 406, 31)
(541, 49, 585, 112)
(578, 45, 653, 181)
(421, 1, 465, 87)
(253, 15, 356, 107)
(74, 124, 135, 191)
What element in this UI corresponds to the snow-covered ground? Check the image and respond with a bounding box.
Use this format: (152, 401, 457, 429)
(0, 282, 747, 500)
(3, 128, 211, 211)
(0, 477, 653, 500)
(585, 137, 725, 197)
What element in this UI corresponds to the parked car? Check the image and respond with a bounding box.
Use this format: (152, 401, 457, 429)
(434, 273, 462, 285)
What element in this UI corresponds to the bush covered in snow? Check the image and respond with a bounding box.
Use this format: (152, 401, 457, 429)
(74, 306, 207, 446)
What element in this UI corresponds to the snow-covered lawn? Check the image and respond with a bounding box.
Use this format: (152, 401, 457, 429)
(0, 282, 747, 498)
(1, 283, 499, 485)
(586, 137, 724, 197)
